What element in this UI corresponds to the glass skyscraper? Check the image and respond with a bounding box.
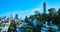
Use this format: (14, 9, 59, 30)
(15, 14, 19, 19)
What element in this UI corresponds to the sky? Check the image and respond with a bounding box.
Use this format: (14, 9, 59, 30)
(0, 0, 60, 19)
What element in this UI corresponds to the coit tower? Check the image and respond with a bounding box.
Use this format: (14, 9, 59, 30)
(43, 2, 46, 14)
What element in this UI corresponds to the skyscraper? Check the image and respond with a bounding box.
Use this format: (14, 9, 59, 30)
(0, 17, 2, 21)
(10, 13, 13, 21)
(43, 2, 46, 14)
(15, 14, 19, 19)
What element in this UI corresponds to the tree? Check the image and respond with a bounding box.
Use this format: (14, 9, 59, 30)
(57, 8, 60, 15)
(0, 22, 3, 32)
(48, 8, 57, 18)
(35, 11, 40, 15)
(8, 20, 17, 32)
(0, 22, 2, 27)
(36, 21, 44, 32)
(47, 8, 57, 23)
(34, 11, 41, 20)
(57, 8, 60, 24)
(15, 20, 20, 25)
(24, 27, 33, 32)
(52, 8, 60, 25)
(41, 14, 47, 22)
(53, 8, 60, 25)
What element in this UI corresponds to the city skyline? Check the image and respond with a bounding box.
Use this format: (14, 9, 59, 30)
(0, 0, 60, 19)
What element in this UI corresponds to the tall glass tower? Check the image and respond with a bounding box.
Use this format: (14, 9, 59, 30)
(43, 2, 46, 14)
(15, 14, 18, 19)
